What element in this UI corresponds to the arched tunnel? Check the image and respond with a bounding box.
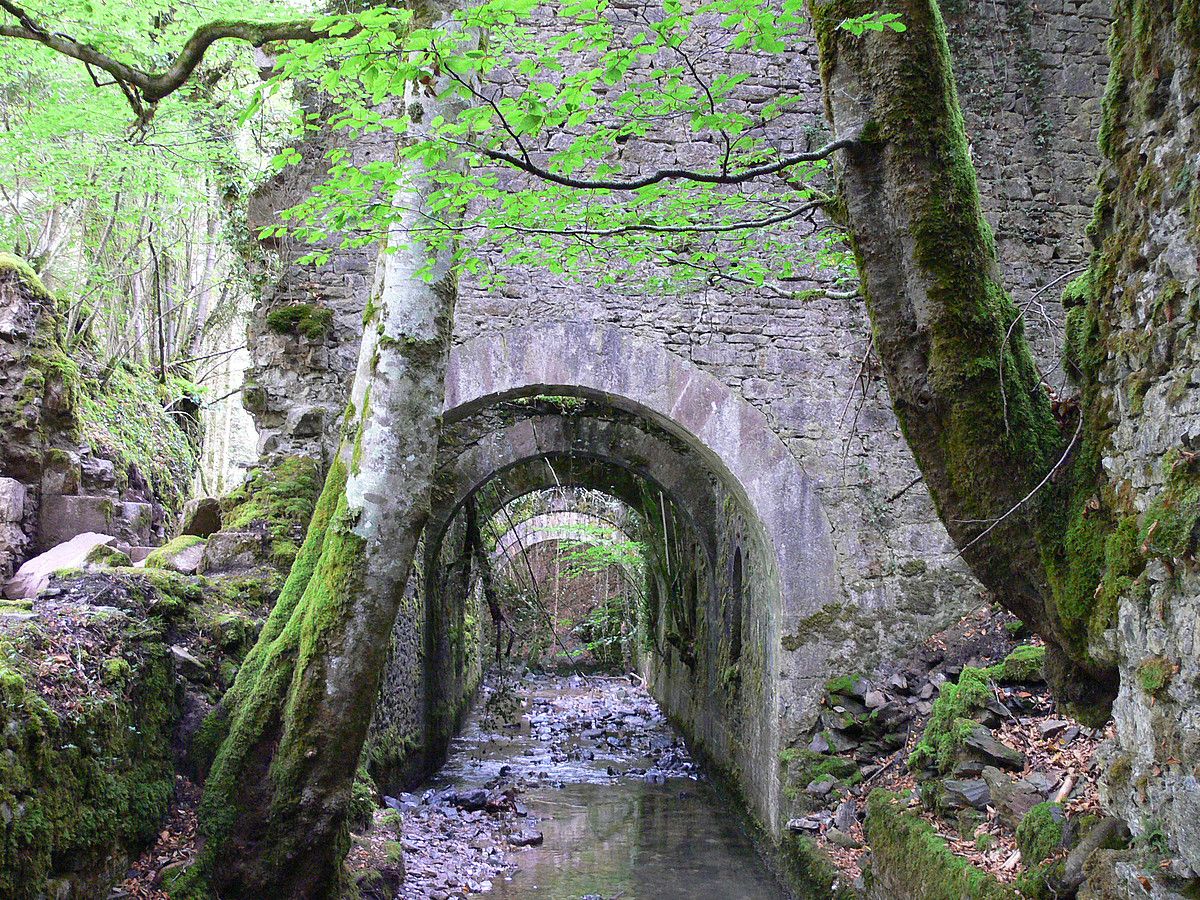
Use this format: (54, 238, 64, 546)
(365, 322, 842, 835)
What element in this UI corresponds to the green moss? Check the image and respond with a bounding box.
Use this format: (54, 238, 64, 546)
(188, 455, 373, 891)
(779, 832, 856, 899)
(989, 644, 1045, 683)
(145, 535, 207, 570)
(0, 621, 175, 898)
(0, 252, 53, 298)
(1016, 802, 1065, 864)
(349, 763, 377, 833)
(1136, 655, 1174, 697)
(1014, 859, 1066, 899)
(76, 362, 196, 515)
(220, 455, 324, 569)
(779, 747, 860, 802)
(265, 303, 334, 340)
(1140, 450, 1200, 559)
(825, 674, 861, 696)
(863, 790, 1019, 899)
(909, 667, 992, 773)
(85, 544, 133, 568)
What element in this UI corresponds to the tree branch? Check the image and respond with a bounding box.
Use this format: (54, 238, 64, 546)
(0, 0, 340, 119)
(477, 127, 862, 191)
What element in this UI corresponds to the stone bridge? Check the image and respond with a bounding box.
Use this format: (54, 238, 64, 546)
(241, 0, 1111, 837)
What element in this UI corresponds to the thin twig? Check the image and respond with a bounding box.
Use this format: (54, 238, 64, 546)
(958, 415, 1084, 555)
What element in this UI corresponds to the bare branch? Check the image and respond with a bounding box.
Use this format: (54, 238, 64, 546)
(957, 413, 1084, 555)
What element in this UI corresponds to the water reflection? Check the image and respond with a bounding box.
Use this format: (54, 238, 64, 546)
(491, 779, 786, 900)
(422, 676, 787, 899)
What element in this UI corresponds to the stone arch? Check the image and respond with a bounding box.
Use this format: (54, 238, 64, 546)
(433, 323, 843, 831)
(443, 321, 839, 639)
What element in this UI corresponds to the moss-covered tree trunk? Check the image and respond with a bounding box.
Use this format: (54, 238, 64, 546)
(808, 0, 1118, 714)
(186, 7, 471, 896)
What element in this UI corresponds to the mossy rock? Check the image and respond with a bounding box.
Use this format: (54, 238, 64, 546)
(1016, 802, 1066, 864)
(219, 456, 324, 570)
(909, 667, 993, 774)
(1136, 655, 1175, 697)
(85, 544, 133, 568)
(0, 616, 175, 898)
(145, 535, 207, 573)
(863, 790, 1019, 899)
(989, 644, 1046, 683)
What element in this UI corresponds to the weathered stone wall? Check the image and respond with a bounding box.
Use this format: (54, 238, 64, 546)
(1080, 2, 1200, 886)
(0, 257, 195, 580)
(943, 0, 1112, 380)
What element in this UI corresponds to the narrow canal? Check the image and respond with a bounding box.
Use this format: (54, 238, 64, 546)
(396, 673, 788, 900)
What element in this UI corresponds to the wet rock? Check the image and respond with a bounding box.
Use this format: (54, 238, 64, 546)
(453, 789, 490, 812)
(960, 724, 1024, 771)
(942, 778, 991, 811)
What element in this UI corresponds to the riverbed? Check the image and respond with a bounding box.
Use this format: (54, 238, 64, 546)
(395, 673, 788, 900)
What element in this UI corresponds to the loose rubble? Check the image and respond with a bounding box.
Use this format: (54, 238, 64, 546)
(780, 605, 1104, 891)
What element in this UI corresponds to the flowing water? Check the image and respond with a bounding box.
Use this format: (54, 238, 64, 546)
(423, 673, 789, 900)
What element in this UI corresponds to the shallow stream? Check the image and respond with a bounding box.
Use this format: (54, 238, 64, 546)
(421, 674, 788, 900)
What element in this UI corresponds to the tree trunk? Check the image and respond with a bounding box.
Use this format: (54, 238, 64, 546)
(189, 5, 472, 896)
(808, 0, 1118, 714)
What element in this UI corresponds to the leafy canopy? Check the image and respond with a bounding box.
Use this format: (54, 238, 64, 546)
(254, 0, 901, 293)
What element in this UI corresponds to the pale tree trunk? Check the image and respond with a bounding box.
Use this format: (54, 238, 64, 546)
(188, 4, 473, 897)
(808, 0, 1118, 715)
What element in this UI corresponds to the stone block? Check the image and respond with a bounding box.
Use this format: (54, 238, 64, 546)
(0, 478, 26, 524)
(147, 538, 206, 575)
(4, 532, 117, 599)
(41, 451, 80, 496)
(200, 531, 266, 575)
(38, 495, 154, 551)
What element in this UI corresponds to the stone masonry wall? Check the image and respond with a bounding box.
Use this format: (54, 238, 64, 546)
(1082, 2, 1200, 886)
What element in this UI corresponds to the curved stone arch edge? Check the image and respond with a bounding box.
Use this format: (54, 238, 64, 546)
(443, 322, 841, 638)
